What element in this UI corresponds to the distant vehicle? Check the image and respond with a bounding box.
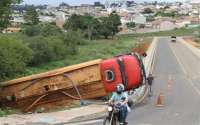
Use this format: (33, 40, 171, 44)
(171, 36, 176, 42)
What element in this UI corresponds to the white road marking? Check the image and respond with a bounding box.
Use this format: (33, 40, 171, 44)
(169, 41, 200, 96)
(188, 79, 200, 96)
(169, 43, 187, 75)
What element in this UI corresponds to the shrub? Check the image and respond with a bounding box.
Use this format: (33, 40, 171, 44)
(27, 36, 66, 65)
(41, 23, 62, 37)
(62, 31, 84, 55)
(22, 25, 41, 36)
(0, 36, 33, 81)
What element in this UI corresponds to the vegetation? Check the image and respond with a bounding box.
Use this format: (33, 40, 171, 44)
(0, 32, 140, 82)
(64, 12, 121, 39)
(120, 27, 200, 37)
(142, 8, 154, 14)
(155, 10, 179, 18)
(0, 107, 18, 117)
(0, 0, 22, 31)
(24, 6, 39, 25)
(0, 22, 85, 81)
(126, 22, 136, 28)
(146, 15, 155, 22)
(0, 35, 33, 80)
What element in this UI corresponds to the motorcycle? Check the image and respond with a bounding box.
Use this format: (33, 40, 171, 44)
(103, 103, 122, 125)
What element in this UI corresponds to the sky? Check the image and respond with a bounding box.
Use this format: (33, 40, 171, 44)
(22, 0, 106, 6)
(22, 0, 186, 6)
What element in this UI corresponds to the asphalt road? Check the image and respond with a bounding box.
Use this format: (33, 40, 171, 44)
(66, 37, 200, 125)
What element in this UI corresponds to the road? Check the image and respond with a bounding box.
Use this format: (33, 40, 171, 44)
(65, 37, 200, 125)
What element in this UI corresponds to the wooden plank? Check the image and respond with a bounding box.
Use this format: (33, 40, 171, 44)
(0, 62, 102, 100)
(0, 82, 107, 112)
(0, 59, 102, 86)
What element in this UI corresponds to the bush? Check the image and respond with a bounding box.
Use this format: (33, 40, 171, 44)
(126, 22, 136, 29)
(22, 25, 41, 36)
(62, 31, 84, 55)
(27, 36, 67, 65)
(41, 23, 62, 37)
(0, 36, 33, 81)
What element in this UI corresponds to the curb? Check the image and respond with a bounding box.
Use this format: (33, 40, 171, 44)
(128, 37, 158, 105)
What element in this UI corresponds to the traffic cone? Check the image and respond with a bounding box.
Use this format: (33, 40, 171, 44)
(155, 92, 164, 107)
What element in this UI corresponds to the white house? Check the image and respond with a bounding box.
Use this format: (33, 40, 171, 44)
(134, 14, 146, 24)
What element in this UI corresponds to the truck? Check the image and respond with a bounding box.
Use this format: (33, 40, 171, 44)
(0, 53, 146, 112)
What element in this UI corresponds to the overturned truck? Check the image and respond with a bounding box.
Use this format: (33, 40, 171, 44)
(0, 53, 146, 112)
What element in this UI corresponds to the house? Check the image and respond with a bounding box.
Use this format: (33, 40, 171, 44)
(134, 14, 146, 24)
(39, 15, 55, 23)
(3, 27, 21, 33)
(152, 17, 176, 31)
(55, 12, 66, 29)
(10, 14, 25, 27)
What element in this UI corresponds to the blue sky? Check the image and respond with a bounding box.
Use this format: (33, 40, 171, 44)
(22, 0, 185, 6)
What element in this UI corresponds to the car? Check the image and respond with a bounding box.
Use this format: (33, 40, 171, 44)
(171, 36, 176, 42)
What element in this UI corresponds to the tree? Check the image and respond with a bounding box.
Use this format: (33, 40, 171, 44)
(24, 6, 39, 25)
(99, 17, 113, 39)
(142, 8, 154, 14)
(109, 12, 121, 38)
(64, 13, 121, 39)
(64, 14, 84, 31)
(0, 0, 22, 31)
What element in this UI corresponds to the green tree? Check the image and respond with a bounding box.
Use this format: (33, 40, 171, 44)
(24, 6, 39, 25)
(64, 14, 84, 31)
(109, 12, 121, 38)
(0, 0, 22, 31)
(99, 17, 113, 39)
(142, 8, 154, 14)
(0, 36, 33, 81)
(64, 14, 98, 40)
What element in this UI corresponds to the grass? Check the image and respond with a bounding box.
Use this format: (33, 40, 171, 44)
(21, 36, 149, 76)
(0, 107, 19, 117)
(119, 27, 200, 38)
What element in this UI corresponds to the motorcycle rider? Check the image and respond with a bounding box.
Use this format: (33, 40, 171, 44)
(109, 84, 129, 125)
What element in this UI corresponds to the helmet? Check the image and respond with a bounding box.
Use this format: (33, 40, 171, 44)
(116, 84, 125, 94)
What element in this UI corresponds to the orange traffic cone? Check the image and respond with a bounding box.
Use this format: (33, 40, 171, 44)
(155, 92, 164, 107)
